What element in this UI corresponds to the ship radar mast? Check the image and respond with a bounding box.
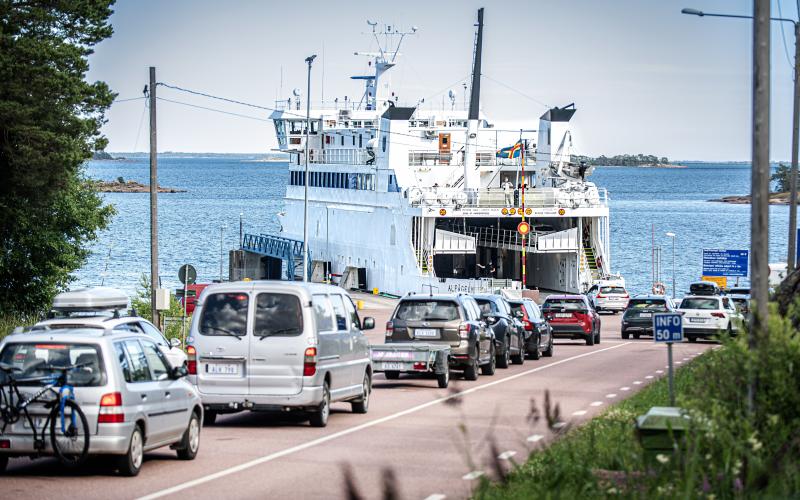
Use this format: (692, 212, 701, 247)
(352, 21, 417, 110)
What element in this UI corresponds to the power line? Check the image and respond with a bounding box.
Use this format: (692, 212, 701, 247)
(156, 97, 272, 122)
(481, 74, 550, 109)
(113, 96, 146, 103)
(157, 83, 275, 111)
(777, 0, 795, 71)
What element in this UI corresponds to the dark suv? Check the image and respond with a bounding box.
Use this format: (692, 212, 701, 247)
(507, 298, 553, 359)
(621, 295, 676, 339)
(386, 294, 495, 380)
(473, 294, 525, 368)
(541, 295, 601, 346)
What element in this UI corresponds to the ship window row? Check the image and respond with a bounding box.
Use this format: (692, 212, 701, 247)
(289, 171, 376, 191)
(324, 133, 374, 147)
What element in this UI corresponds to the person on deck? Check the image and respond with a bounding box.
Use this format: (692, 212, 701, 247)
(501, 177, 514, 207)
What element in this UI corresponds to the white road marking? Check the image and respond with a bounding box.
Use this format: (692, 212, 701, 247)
(605, 393, 617, 398)
(527, 434, 544, 443)
(633, 381, 642, 385)
(645, 375, 654, 379)
(682, 357, 689, 361)
(498, 450, 517, 460)
(676, 361, 683, 365)
(571, 410, 587, 416)
(590, 401, 603, 407)
(424, 495, 447, 500)
(462, 471, 485, 480)
(135, 342, 633, 500)
(620, 386, 630, 391)
(552, 421, 567, 429)
(655, 370, 664, 374)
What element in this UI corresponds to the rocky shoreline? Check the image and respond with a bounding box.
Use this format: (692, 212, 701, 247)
(93, 179, 185, 193)
(709, 192, 795, 205)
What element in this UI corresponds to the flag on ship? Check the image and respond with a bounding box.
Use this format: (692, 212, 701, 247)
(496, 141, 522, 158)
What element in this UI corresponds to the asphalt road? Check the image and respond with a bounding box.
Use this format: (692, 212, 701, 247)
(2, 299, 714, 500)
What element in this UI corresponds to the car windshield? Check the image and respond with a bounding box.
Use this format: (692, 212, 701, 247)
(199, 293, 249, 337)
(509, 303, 525, 318)
(543, 298, 586, 311)
(395, 301, 460, 321)
(0, 342, 105, 386)
(474, 299, 497, 316)
(600, 286, 626, 294)
(627, 299, 668, 311)
(680, 298, 720, 310)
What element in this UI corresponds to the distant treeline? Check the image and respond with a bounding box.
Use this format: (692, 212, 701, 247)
(573, 154, 672, 166)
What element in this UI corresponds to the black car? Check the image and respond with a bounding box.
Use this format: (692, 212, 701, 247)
(621, 295, 676, 339)
(507, 298, 553, 359)
(473, 294, 526, 368)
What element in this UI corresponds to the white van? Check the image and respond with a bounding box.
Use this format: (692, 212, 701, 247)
(186, 281, 374, 427)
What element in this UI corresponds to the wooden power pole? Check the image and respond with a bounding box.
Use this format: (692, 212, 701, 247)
(149, 67, 160, 328)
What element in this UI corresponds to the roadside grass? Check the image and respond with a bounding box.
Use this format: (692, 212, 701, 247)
(475, 303, 800, 499)
(0, 314, 33, 340)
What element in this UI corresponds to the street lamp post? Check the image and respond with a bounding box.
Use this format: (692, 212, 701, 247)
(302, 54, 317, 283)
(666, 232, 676, 298)
(219, 225, 226, 282)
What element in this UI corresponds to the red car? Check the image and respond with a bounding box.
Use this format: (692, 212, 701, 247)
(541, 294, 601, 346)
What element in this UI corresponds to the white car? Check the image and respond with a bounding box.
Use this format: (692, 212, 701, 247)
(30, 287, 187, 369)
(678, 295, 744, 342)
(586, 284, 630, 313)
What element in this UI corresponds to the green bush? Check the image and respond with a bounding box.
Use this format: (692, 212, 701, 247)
(130, 274, 191, 343)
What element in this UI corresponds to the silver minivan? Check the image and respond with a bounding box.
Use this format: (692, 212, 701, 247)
(0, 329, 202, 476)
(187, 281, 374, 427)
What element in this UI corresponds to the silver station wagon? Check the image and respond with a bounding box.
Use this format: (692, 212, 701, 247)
(0, 329, 202, 476)
(187, 281, 374, 427)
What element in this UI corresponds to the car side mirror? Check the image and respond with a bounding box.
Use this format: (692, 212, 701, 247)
(170, 365, 188, 379)
(170, 338, 182, 348)
(362, 317, 375, 330)
(485, 315, 497, 325)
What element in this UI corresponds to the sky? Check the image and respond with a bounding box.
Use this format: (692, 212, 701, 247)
(87, 0, 799, 161)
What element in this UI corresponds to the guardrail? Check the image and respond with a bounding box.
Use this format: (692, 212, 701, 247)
(310, 148, 371, 165)
(409, 187, 607, 210)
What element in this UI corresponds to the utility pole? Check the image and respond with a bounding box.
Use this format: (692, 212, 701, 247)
(302, 54, 317, 283)
(750, 0, 771, 413)
(148, 67, 160, 329)
(788, 22, 799, 271)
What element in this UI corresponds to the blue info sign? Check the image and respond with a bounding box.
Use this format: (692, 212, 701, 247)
(702, 249, 749, 277)
(653, 313, 683, 343)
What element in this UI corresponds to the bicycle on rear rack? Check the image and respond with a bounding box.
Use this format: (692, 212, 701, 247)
(0, 362, 90, 467)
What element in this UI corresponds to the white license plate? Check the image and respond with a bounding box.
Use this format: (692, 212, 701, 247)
(381, 362, 407, 371)
(555, 313, 572, 318)
(414, 328, 439, 338)
(22, 416, 48, 430)
(639, 312, 652, 318)
(689, 317, 706, 323)
(206, 363, 239, 375)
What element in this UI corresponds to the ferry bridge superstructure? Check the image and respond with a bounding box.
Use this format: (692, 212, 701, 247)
(241, 10, 611, 295)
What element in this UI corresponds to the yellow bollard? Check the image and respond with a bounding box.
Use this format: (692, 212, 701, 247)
(356, 300, 364, 310)
(372, 288, 379, 295)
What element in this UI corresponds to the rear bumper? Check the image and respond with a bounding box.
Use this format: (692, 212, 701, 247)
(684, 327, 727, 338)
(596, 300, 627, 311)
(551, 324, 590, 338)
(198, 386, 325, 411)
(0, 423, 135, 456)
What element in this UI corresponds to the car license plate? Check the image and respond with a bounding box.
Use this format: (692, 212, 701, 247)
(689, 317, 706, 323)
(639, 312, 652, 318)
(381, 362, 407, 371)
(22, 416, 47, 430)
(555, 313, 572, 318)
(414, 328, 439, 338)
(206, 363, 239, 375)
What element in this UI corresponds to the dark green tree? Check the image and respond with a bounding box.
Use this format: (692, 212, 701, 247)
(770, 163, 791, 193)
(0, 0, 117, 315)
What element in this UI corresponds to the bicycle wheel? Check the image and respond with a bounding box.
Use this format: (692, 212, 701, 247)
(50, 399, 90, 467)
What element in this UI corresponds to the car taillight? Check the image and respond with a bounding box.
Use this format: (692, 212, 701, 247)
(711, 312, 726, 318)
(98, 392, 124, 423)
(186, 345, 197, 375)
(385, 321, 394, 337)
(622, 294, 630, 299)
(574, 313, 592, 333)
(304, 347, 317, 376)
(413, 362, 427, 370)
(522, 320, 533, 331)
(596, 294, 605, 299)
(459, 323, 470, 339)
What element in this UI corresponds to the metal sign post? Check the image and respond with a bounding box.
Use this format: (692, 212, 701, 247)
(179, 264, 197, 344)
(653, 312, 684, 406)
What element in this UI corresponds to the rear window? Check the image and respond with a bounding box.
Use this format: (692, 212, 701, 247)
(256, 293, 303, 337)
(509, 303, 525, 318)
(474, 299, 497, 316)
(543, 298, 586, 311)
(395, 300, 460, 321)
(680, 298, 720, 310)
(600, 286, 626, 294)
(199, 293, 249, 337)
(0, 342, 105, 386)
(628, 299, 668, 310)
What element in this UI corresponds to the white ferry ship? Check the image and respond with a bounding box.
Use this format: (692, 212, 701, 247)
(237, 9, 612, 296)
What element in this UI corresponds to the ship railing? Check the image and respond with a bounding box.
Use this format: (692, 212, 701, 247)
(457, 225, 538, 250)
(408, 151, 499, 167)
(408, 186, 607, 209)
(309, 148, 371, 165)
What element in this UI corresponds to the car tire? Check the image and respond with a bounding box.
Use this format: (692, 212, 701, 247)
(463, 354, 479, 381)
(117, 425, 144, 477)
(351, 372, 371, 414)
(481, 343, 496, 375)
(384, 371, 400, 380)
(586, 332, 595, 346)
(436, 369, 450, 388)
(621, 330, 629, 340)
(0, 455, 7, 474)
(176, 411, 201, 460)
(530, 335, 542, 360)
(688, 336, 697, 343)
(543, 338, 554, 357)
(496, 340, 510, 369)
(309, 381, 330, 428)
(511, 337, 525, 365)
(595, 330, 601, 344)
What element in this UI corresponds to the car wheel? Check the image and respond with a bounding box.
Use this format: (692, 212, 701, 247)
(384, 371, 400, 380)
(481, 343, 496, 375)
(117, 425, 144, 477)
(543, 338, 554, 357)
(437, 368, 450, 388)
(586, 331, 595, 346)
(351, 372, 371, 414)
(688, 336, 697, 343)
(0, 455, 7, 474)
(496, 340, 510, 369)
(309, 381, 330, 428)
(463, 353, 479, 381)
(633, 333, 640, 340)
(595, 330, 601, 344)
(203, 410, 217, 426)
(621, 330, 629, 340)
(511, 335, 525, 365)
(176, 411, 201, 460)
(530, 335, 542, 360)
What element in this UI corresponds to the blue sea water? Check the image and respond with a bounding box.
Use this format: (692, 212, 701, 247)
(77, 156, 790, 297)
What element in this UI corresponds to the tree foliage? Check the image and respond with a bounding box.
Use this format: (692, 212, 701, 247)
(0, 0, 117, 315)
(573, 153, 672, 167)
(770, 162, 792, 193)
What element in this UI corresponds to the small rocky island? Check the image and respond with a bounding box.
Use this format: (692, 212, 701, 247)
(572, 154, 686, 168)
(93, 178, 185, 193)
(710, 192, 796, 205)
